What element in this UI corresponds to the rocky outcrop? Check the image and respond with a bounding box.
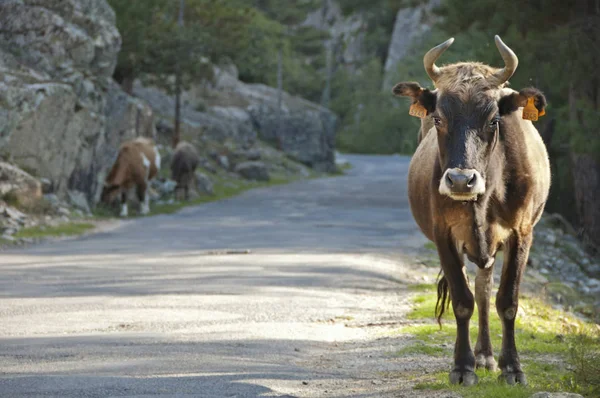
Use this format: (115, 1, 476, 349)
(383, 0, 441, 89)
(303, 0, 366, 70)
(235, 161, 270, 182)
(134, 64, 337, 172)
(0, 162, 42, 206)
(0, 0, 155, 204)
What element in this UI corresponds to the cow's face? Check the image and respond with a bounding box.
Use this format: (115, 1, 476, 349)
(100, 183, 120, 204)
(393, 83, 546, 201)
(432, 90, 499, 201)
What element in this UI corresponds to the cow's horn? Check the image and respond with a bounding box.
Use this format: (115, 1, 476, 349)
(423, 37, 454, 83)
(488, 35, 519, 86)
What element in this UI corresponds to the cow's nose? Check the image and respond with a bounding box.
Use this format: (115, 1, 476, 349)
(446, 169, 477, 193)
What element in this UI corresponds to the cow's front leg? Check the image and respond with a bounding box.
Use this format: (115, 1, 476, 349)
(436, 233, 477, 386)
(496, 232, 531, 385)
(474, 265, 497, 371)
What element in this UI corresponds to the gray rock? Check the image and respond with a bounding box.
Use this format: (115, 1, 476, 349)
(530, 393, 584, 398)
(303, 1, 366, 72)
(0, 163, 43, 206)
(58, 207, 71, 217)
(1, 233, 15, 241)
(235, 161, 270, 181)
(43, 194, 61, 207)
(67, 190, 91, 214)
(218, 155, 230, 170)
(195, 172, 214, 195)
(153, 179, 177, 196)
(0, 1, 158, 205)
(3, 206, 26, 223)
(248, 103, 336, 172)
(383, 0, 441, 89)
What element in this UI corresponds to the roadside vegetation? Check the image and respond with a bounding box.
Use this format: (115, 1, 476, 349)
(14, 222, 96, 240)
(395, 283, 600, 397)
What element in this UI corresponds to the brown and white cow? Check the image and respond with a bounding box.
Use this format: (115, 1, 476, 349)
(171, 141, 199, 200)
(101, 137, 161, 217)
(393, 36, 550, 386)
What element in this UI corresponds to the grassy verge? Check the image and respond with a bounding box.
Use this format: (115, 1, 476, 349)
(13, 222, 96, 239)
(396, 284, 600, 397)
(94, 171, 322, 218)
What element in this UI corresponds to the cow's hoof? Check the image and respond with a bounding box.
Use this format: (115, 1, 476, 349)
(498, 371, 527, 385)
(449, 370, 478, 386)
(475, 354, 497, 371)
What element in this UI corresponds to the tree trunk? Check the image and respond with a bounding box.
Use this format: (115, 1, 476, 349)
(276, 46, 283, 150)
(571, 153, 600, 249)
(174, 72, 181, 149)
(173, 0, 185, 149)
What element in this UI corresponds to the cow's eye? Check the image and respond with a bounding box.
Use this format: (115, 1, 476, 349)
(489, 119, 499, 129)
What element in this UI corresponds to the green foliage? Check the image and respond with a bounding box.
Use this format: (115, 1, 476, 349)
(332, 59, 420, 154)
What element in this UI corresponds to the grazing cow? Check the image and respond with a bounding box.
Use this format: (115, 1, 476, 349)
(171, 141, 199, 200)
(101, 137, 161, 216)
(393, 36, 550, 386)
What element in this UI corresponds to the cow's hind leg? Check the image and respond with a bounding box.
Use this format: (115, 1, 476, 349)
(474, 266, 497, 371)
(436, 234, 477, 386)
(137, 182, 150, 215)
(496, 232, 531, 385)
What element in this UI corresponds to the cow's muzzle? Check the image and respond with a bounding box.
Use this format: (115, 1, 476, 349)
(439, 168, 485, 201)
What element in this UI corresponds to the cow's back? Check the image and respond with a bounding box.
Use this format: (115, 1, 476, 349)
(131, 138, 159, 181)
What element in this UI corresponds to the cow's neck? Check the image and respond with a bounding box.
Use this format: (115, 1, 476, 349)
(469, 148, 505, 267)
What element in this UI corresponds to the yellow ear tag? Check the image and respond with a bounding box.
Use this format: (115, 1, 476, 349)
(522, 97, 539, 121)
(409, 103, 427, 118)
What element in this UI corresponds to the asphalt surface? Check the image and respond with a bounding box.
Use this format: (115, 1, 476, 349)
(0, 154, 435, 398)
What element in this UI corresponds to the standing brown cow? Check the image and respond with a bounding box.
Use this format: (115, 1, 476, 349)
(393, 36, 550, 386)
(101, 137, 161, 217)
(171, 141, 199, 200)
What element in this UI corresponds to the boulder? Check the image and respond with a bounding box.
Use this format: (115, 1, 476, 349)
(195, 172, 214, 195)
(530, 393, 584, 398)
(0, 162, 42, 206)
(67, 190, 91, 214)
(248, 102, 336, 172)
(235, 161, 270, 181)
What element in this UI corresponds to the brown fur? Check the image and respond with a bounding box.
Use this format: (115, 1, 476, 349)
(171, 141, 199, 200)
(101, 137, 159, 211)
(395, 62, 550, 385)
(433, 62, 508, 93)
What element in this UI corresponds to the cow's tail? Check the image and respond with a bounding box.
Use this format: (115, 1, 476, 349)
(435, 270, 450, 328)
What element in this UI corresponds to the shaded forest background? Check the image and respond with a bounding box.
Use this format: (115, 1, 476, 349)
(108, 0, 600, 248)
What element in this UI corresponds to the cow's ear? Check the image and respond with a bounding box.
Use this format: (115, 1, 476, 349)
(498, 87, 547, 117)
(392, 82, 437, 116)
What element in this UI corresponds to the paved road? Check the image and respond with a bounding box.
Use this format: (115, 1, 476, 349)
(0, 155, 437, 398)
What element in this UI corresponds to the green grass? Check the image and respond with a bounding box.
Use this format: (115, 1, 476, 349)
(397, 283, 600, 397)
(423, 241, 437, 251)
(94, 173, 308, 218)
(14, 222, 95, 239)
(150, 174, 296, 215)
